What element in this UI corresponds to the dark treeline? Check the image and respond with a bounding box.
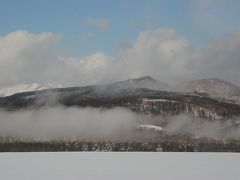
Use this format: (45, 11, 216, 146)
(1, 137, 240, 152)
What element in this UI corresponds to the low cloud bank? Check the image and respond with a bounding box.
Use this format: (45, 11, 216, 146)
(165, 114, 240, 139)
(0, 107, 240, 142)
(0, 107, 140, 142)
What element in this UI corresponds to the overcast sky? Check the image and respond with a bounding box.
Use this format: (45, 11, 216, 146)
(0, 0, 240, 87)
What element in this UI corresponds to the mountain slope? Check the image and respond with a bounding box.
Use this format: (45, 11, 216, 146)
(1, 77, 240, 121)
(0, 83, 62, 97)
(177, 78, 240, 103)
(106, 76, 170, 91)
(0, 76, 169, 98)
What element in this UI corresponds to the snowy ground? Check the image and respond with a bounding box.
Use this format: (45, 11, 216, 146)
(0, 152, 240, 180)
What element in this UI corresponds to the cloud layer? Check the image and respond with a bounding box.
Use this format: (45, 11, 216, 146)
(0, 28, 240, 88)
(1, 106, 240, 141)
(0, 107, 138, 141)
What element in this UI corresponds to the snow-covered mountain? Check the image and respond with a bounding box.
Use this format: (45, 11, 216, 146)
(1, 76, 240, 152)
(0, 83, 62, 97)
(1, 77, 240, 104)
(107, 76, 170, 91)
(0, 77, 169, 98)
(177, 78, 240, 103)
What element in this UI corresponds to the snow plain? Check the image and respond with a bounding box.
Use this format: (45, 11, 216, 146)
(0, 152, 240, 180)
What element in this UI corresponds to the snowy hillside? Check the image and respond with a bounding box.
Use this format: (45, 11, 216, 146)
(0, 76, 169, 98)
(177, 78, 240, 103)
(107, 76, 170, 91)
(0, 83, 62, 97)
(106, 77, 240, 104)
(1, 77, 240, 104)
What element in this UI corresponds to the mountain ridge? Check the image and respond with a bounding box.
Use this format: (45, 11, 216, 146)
(176, 78, 240, 104)
(1, 76, 240, 105)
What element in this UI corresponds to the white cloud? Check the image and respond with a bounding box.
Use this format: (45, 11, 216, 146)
(119, 28, 194, 83)
(88, 18, 109, 32)
(118, 28, 240, 85)
(0, 30, 61, 86)
(193, 30, 240, 83)
(0, 28, 240, 88)
(0, 30, 113, 87)
(64, 52, 114, 85)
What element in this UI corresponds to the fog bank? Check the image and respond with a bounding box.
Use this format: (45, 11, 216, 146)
(1, 107, 240, 142)
(0, 107, 141, 141)
(165, 114, 240, 139)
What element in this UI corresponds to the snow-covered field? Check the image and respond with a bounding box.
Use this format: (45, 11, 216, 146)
(0, 152, 240, 180)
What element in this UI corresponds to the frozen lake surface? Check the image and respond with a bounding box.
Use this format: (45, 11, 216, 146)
(0, 152, 240, 180)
